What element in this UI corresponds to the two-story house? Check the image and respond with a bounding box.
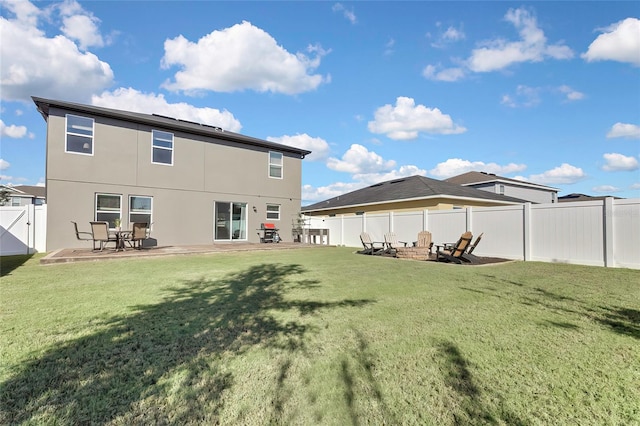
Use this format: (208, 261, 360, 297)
(33, 97, 310, 251)
(445, 171, 558, 204)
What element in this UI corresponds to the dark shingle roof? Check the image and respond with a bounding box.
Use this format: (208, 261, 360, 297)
(302, 175, 527, 212)
(445, 171, 558, 191)
(32, 96, 311, 158)
(558, 193, 622, 202)
(13, 185, 46, 198)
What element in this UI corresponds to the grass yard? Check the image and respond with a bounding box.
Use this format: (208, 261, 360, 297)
(1, 247, 639, 425)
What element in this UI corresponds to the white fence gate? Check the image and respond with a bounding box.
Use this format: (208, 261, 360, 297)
(307, 198, 640, 269)
(0, 205, 47, 256)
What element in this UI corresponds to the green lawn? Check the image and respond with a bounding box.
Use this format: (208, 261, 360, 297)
(1, 248, 639, 425)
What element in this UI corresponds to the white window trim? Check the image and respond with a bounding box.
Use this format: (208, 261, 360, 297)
(128, 195, 153, 229)
(268, 151, 283, 179)
(266, 204, 281, 221)
(65, 114, 94, 156)
(151, 130, 174, 166)
(95, 193, 122, 229)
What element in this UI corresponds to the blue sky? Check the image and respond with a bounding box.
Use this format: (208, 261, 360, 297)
(1, 1, 639, 204)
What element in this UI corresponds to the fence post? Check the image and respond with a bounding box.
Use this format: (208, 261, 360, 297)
(466, 206, 473, 232)
(423, 209, 429, 231)
(603, 197, 614, 267)
(389, 211, 394, 232)
(523, 203, 531, 261)
(340, 214, 344, 246)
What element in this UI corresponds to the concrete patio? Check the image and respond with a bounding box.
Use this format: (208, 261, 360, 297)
(40, 242, 327, 265)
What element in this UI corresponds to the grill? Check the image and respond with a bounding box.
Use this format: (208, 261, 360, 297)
(257, 223, 280, 243)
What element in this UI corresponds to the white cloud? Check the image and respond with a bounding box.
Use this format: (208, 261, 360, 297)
(302, 165, 426, 204)
(332, 3, 357, 24)
(0, 120, 28, 138)
(267, 134, 330, 162)
(384, 38, 395, 56)
(606, 122, 640, 139)
(430, 24, 466, 48)
(92, 88, 242, 132)
(467, 7, 573, 72)
(353, 165, 427, 186)
(602, 153, 639, 172)
(0, 0, 114, 102)
(57, 0, 106, 50)
(429, 158, 527, 179)
(368, 97, 466, 140)
(161, 21, 329, 95)
(592, 185, 620, 193)
(501, 85, 541, 107)
(582, 18, 640, 66)
(558, 85, 585, 102)
(327, 144, 396, 174)
(0, 159, 10, 170)
(422, 65, 466, 82)
(630, 183, 640, 190)
(302, 181, 366, 204)
(528, 163, 586, 184)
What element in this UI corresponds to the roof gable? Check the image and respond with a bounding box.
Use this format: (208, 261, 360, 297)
(302, 175, 527, 212)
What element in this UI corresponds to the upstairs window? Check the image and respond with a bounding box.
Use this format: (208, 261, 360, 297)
(152, 130, 174, 165)
(269, 151, 283, 179)
(66, 114, 94, 155)
(266, 204, 280, 220)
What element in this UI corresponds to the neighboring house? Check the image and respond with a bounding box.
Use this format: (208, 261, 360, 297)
(301, 175, 527, 217)
(0, 184, 46, 206)
(558, 193, 623, 202)
(33, 96, 311, 251)
(445, 171, 558, 204)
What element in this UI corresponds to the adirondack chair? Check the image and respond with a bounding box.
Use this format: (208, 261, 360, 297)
(414, 231, 434, 255)
(359, 232, 384, 255)
(436, 231, 473, 264)
(461, 232, 484, 263)
(384, 232, 408, 255)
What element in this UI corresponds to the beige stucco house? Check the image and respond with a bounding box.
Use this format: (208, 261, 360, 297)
(33, 97, 310, 251)
(301, 175, 527, 217)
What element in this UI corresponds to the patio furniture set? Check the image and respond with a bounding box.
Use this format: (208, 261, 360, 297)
(72, 221, 150, 252)
(359, 230, 484, 264)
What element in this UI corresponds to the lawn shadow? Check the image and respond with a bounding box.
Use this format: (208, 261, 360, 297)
(596, 306, 640, 340)
(0, 254, 33, 277)
(436, 340, 528, 425)
(340, 330, 397, 425)
(0, 263, 373, 424)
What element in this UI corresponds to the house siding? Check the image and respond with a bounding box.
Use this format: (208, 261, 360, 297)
(472, 183, 555, 204)
(45, 106, 303, 250)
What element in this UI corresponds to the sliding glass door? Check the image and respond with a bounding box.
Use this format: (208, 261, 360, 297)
(214, 202, 247, 241)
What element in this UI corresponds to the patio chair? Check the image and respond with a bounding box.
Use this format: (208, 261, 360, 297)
(125, 222, 149, 249)
(71, 221, 92, 241)
(461, 232, 483, 263)
(359, 232, 384, 255)
(414, 231, 434, 256)
(384, 232, 408, 255)
(89, 221, 118, 251)
(436, 231, 473, 264)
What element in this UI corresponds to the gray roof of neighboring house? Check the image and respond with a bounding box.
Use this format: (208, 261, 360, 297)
(558, 193, 622, 202)
(302, 175, 528, 212)
(32, 96, 312, 158)
(445, 171, 558, 191)
(13, 185, 46, 198)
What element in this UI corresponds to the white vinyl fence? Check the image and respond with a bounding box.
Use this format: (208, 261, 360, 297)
(0, 205, 47, 256)
(307, 198, 640, 269)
